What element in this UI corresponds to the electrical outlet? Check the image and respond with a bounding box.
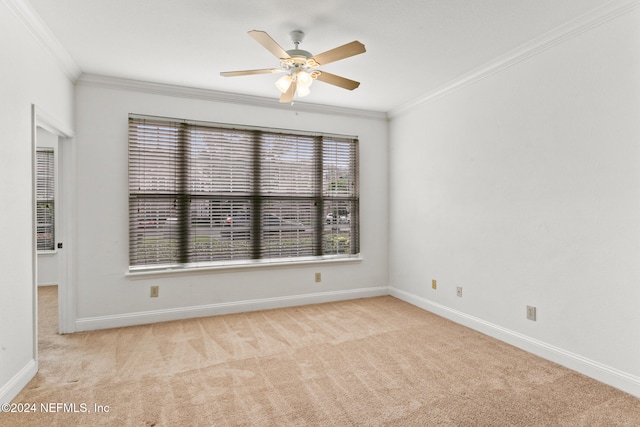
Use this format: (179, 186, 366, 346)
(150, 286, 159, 298)
(456, 287, 463, 297)
(315, 272, 321, 283)
(432, 279, 437, 290)
(527, 306, 536, 321)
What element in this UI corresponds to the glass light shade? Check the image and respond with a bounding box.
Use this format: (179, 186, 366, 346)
(296, 71, 313, 88)
(275, 75, 292, 93)
(296, 85, 311, 97)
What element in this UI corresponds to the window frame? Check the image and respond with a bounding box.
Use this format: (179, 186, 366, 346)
(36, 147, 56, 253)
(128, 114, 360, 273)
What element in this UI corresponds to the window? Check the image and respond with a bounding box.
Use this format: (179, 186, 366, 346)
(128, 115, 359, 270)
(36, 148, 55, 251)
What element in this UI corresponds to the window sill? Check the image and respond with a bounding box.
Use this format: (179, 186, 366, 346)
(37, 250, 58, 256)
(125, 255, 363, 280)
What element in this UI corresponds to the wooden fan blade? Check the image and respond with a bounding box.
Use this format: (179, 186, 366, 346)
(311, 41, 365, 66)
(279, 81, 297, 103)
(315, 71, 360, 90)
(248, 30, 291, 59)
(220, 68, 283, 77)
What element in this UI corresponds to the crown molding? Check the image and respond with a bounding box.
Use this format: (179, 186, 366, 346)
(388, 0, 640, 118)
(4, 0, 81, 81)
(76, 74, 388, 121)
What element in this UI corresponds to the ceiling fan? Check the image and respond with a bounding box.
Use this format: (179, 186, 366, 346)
(220, 30, 366, 103)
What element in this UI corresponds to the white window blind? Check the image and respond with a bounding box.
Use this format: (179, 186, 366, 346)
(36, 148, 55, 251)
(128, 115, 359, 270)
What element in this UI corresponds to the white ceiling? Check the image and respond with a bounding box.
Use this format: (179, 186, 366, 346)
(28, 0, 610, 112)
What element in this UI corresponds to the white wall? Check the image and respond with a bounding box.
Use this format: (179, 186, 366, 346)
(36, 127, 60, 287)
(71, 79, 389, 330)
(0, 1, 74, 403)
(389, 7, 640, 396)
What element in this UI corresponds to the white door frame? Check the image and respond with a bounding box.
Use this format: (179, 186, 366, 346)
(31, 105, 76, 363)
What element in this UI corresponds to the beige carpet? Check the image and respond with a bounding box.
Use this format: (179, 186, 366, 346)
(3, 286, 640, 426)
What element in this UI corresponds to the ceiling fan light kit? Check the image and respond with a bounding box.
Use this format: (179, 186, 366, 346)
(220, 30, 366, 103)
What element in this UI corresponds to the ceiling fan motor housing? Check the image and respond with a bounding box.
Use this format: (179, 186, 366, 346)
(286, 49, 313, 60)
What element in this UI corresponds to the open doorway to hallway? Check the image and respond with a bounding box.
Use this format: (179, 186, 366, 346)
(36, 126, 60, 335)
(32, 105, 75, 346)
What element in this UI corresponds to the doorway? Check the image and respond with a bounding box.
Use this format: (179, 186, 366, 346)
(35, 126, 60, 334)
(32, 104, 75, 361)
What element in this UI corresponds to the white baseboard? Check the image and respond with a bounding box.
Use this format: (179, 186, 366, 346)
(389, 287, 640, 399)
(0, 359, 37, 405)
(75, 286, 389, 332)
